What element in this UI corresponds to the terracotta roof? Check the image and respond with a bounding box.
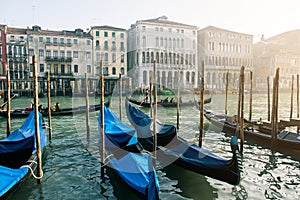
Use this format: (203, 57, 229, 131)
(2, 25, 92, 38)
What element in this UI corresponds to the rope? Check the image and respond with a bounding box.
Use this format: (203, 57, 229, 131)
(21, 160, 44, 180)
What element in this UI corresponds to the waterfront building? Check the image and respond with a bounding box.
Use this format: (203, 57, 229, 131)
(27, 25, 93, 96)
(0, 24, 94, 96)
(0, 25, 28, 96)
(127, 16, 198, 90)
(198, 26, 253, 92)
(89, 25, 129, 94)
(253, 31, 300, 90)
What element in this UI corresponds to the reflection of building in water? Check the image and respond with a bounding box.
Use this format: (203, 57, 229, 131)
(198, 26, 253, 91)
(127, 16, 198, 90)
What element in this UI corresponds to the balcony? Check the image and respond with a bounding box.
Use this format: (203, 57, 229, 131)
(45, 56, 72, 63)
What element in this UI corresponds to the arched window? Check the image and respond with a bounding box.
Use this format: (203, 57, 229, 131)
(112, 41, 116, 51)
(96, 40, 100, 46)
(104, 41, 108, 50)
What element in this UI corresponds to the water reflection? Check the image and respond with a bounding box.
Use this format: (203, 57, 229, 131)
(2, 94, 299, 199)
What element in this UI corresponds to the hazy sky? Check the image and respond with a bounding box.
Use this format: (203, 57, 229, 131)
(1, 0, 300, 41)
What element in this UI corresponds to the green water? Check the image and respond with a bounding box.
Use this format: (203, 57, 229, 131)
(1, 92, 299, 200)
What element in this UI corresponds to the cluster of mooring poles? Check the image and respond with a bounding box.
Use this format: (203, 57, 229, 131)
(5, 55, 54, 184)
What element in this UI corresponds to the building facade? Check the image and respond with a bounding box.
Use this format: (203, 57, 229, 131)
(0, 24, 95, 96)
(27, 25, 94, 96)
(89, 26, 129, 94)
(127, 16, 198, 90)
(198, 26, 253, 92)
(253, 31, 300, 91)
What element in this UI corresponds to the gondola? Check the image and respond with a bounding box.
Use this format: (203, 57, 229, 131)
(0, 101, 110, 118)
(125, 99, 241, 185)
(203, 108, 300, 160)
(98, 105, 159, 200)
(0, 111, 47, 199)
(126, 96, 211, 108)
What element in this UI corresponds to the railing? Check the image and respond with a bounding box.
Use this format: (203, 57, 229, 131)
(45, 56, 72, 62)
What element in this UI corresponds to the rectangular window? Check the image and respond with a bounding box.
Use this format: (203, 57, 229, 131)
(54, 64, 58, 74)
(39, 37, 43, 42)
(120, 33, 124, 38)
(86, 52, 91, 59)
(53, 38, 57, 44)
(73, 51, 78, 58)
(112, 32, 116, 37)
(104, 32, 108, 37)
(47, 64, 51, 71)
(40, 64, 44, 72)
(96, 31, 100, 36)
(53, 50, 58, 58)
(67, 64, 72, 73)
(46, 50, 51, 58)
(60, 38, 64, 44)
(29, 49, 34, 56)
(74, 39, 78, 44)
(67, 51, 71, 58)
(87, 65, 91, 73)
(61, 64, 65, 74)
(60, 50, 65, 58)
(74, 65, 78, 73)
(46, 37, 51, 43)
(29, 36, 33, 42)
(39, 49, 44, 57)
(67, 39, 71, 45)
(86, 40, 91, 45)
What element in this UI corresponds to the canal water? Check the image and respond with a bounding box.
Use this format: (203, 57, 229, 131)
(0, 92, 299, 200)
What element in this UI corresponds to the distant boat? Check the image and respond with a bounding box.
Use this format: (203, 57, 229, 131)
(0, 101, 110, 118)
(98, 105, 159, 199)
(126, 96, 211, 108)
(0, 111, 47, 199)
(125, 99, 241, 185)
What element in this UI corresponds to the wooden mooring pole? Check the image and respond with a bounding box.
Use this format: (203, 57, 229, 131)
(267, 76, 271, 121)
(6, 67, 11, 136)
(290, 75, 294, 119)
(249, 71, 253, 122)
(47, 71, 52, 141)
(33, 55, 43, 184)
(85, 73, 90, 138)
(119, 73, 122, 120)
(176, 71, 180, 130)
(297, 74, 299, 133)
(100, 60, 105, 179)
(198, 75, 204, 147)
(271, 68, 280, 146)
(225, 71, 229, 115)
(153, 60, 157, 160)
(240, 66, 245, 154)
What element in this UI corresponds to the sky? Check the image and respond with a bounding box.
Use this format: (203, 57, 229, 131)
(1, 0, 300, 41)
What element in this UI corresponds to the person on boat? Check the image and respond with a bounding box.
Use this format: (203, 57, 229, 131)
(163, 97, 169, 103)
(51, 102, 60, 112)
(38, 104, 43, 112)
